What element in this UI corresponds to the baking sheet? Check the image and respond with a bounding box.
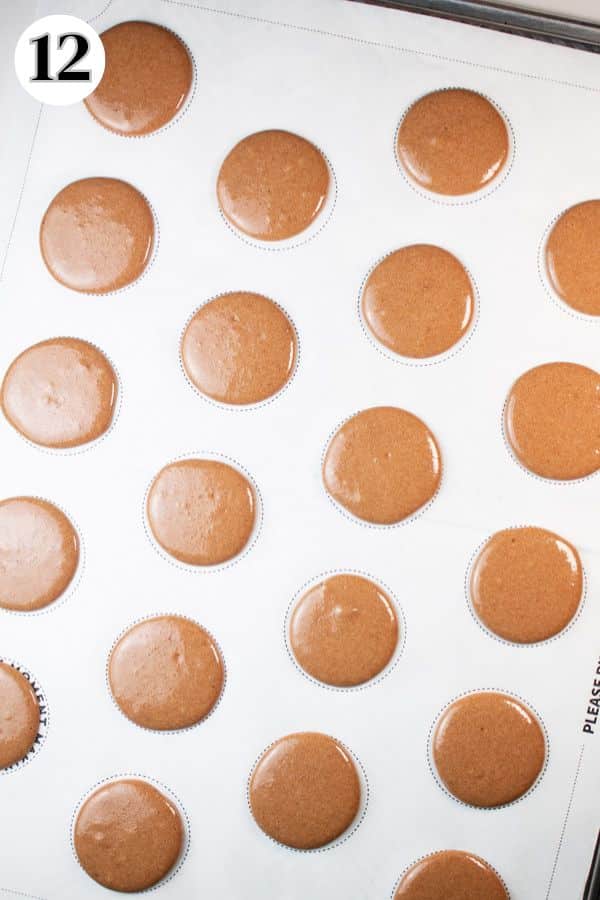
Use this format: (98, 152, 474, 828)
(1, 0, 600, 897)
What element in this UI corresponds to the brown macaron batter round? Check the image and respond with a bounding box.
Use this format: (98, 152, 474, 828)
(432, 691, 546, 807)
(0, 497, 79, 611)
(74, 778, 183, 892)
(182, 292, 296, 405)
(504, 362, 600, 480)
(85, 21, 193, 136)
(394, 850, 508, 900)
(217, 129, 330, 241)
(0, 662, 40, 769)
(289, 574, 398, 686)
(397, 88, 509, 196)
(249, 732, 361, 849)
(109, 615, 224, 730)
(40, 177, 154, 293)
(1, 337, 117, 449)
(147, 458, 256, 565)
(470, 526, 583, 643)
(323, 406, 441, 524)
(362, 244, 475, 358)
(545, 200, 600, 316)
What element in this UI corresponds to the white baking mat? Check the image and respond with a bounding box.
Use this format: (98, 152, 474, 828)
(1, 1, 600, 898)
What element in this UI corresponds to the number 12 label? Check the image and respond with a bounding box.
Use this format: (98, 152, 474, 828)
(15, 15, 105, 105)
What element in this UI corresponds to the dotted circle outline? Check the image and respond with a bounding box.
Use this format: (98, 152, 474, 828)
(500, 377, 600, 486)
(0, 658, 49, 776)
(537, 203, 600, 325)
(0, 889, 46, 900)
(320, 407, 443, 531)
(283, 568, 407, 693)
(0, 496, 86, 618)
(464, 525, 588, 648)
(69, 772, 191, 893)
(393, 87, 516, 207)
(1, 335, 123, 458)
(88, 0, 115, 23)
(41, 184, 160, 299)
(217, 144, 338, 252)
(246, 733, 369, 854)
(142, 449, 264, 574)
(83, 26, 198, 141)
(356, 244, 481, 368)
(389, 848, 511, 900)
(178, 290, 301, 413)
(104, 611, 227, 735)
(427, 687, 550, 811)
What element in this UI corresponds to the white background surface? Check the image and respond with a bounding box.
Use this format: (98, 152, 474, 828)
(1, 1, 600, 899)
